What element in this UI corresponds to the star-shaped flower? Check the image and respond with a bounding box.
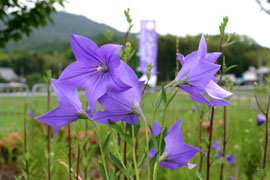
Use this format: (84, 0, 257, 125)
(212, 140, 221, 151)
(176, 35, 232, 106)
(149, 119, 202, 170)
(35, 78, 85, 140)
(59, 34, 131, 111)
(93, 61, 144, 124)
(257, 114, 266, 126)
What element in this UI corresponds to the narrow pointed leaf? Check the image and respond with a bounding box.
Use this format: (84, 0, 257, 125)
(161, 85, 167, 104)
(103, 132, 112, 153)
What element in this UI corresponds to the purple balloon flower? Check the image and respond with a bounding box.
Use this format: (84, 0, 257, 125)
(216, 153, 222, 159)
(212, 140, 221, 151)
(59, 34, 131, 111)
(93, 61, 144, 124)
(226, 154, 236, 164)
(149, 119, 202, 170)
(28, 109, 34, 118)
(35, 79, 84, 140)
(257, 114, 266, 126)
(176, 35, 232, 106)
(192, 106, 198, 112)
(229, 176, 234, 180)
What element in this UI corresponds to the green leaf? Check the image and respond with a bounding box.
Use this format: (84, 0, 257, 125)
(150, 153, 158, 170)
(196, 170, 204, 180)
(167, 90, 177, 107)
(138, 151, 147, 168)
(109, 172, 117, 180)
(109, 121, 133, 146)
(161, 85, 167, 104)
(99, 163, 107, 180)
(225, 65, 237, 73)
(109, 152, 123, 169)
(103, 132, 111, 153)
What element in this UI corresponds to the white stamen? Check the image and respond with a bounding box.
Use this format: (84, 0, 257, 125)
(97, 66, 104, 72)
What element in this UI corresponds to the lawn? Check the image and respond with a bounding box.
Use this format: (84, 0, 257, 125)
(0, 89, 269, 179)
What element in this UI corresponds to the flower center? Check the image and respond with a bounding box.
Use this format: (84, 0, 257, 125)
(97, 63, 109, 72)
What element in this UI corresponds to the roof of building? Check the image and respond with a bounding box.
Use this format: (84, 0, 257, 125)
(0, 67, 19, 81)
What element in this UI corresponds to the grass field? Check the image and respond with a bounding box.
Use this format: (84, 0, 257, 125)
(0, 90, 269, 179)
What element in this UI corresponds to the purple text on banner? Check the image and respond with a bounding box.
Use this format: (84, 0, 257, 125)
(139, 20, 157, 76)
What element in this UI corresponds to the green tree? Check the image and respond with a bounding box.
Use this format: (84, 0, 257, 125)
(0, 0, 65, 47)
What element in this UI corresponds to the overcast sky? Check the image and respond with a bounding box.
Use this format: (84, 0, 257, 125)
(57, 0, 270, 48)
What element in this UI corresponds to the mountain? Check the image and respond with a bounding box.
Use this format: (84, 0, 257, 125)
(3, 11, 125, 51)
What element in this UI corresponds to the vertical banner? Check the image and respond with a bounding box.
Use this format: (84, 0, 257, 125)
(139, 20, 157, 87)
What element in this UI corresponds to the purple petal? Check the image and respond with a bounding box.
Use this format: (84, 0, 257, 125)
(257, 114, 266, 126)
(180, 85, 211, 106)
(152, 120, 162, 137)
(159, 160, 185, 171)
(107, 66, 132, 92)
(210, 97, 231, 107)
(85, 76, 108, 109)
(187, 163, 196, 169)
(51, 79, 82, 111)
(177, 53, 185, 65)
(216, 153, 222, 159)
(165, 119, 183, 144)
(205, 52, 222, 63)
(188, 60, 221, 90)
(212, 141, 221, 151)
(35, 107, 79, 140)
(98, 61, 141, 111)
(58, 61, 97, 88)
(149, 148, 157, 158)
(175, 51, 199, 80)
(226, 154, 236, 164)
(93, 110, 138, 124)
(159, 143, 201, 170)
(198, 34, 207, 59)
(165, 143, 201, 167)
(205, 80, 233, 99)
(122, 114, 139, 124)
(100, 44, 122, 68)
(70, 34, 102, 64)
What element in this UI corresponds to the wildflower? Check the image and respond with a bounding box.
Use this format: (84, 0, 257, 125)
(86, 130, 94, 137)
(149, 119, 202, 170)
(192, 106, 198, 112)
(35, 79, 86, 140)
(175, 35, 232, 106)
(28, 109, 34, 118)
(219, 119, 224, 126)
(93, 61, 144, 124)
(212, 141, 221, 151)
(256, 114, 266, 126)
(229, 176, 234, 180)
(226, 154, 235, 164)
(59, 34, 131, 110)
(216, 153, 222, 159)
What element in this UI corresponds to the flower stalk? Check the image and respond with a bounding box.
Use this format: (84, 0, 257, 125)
(220, 106, 227, 180)
(46, 80, 51, 180)
(132, 125, 140, 180)
(68, 124, 72, 180)
(23, 102, 29, 179)
(206, 107, 215, 180)
(199, 110, 205, 173)
(76, 138, 81, 180)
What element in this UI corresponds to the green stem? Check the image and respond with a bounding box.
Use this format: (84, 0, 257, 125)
(153, 86, 176, 180)
(139, 111, 150, 180)
(132, 126, 140, 180)
(90, 121, 109, 180)
(152, 80, 185, 122)
(153, 104, 168, 180)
